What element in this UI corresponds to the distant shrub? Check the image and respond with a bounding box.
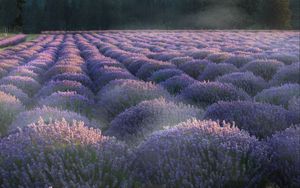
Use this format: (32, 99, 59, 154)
(255, 84, 300, 108)
(241, 59, 284, 81)
(97, 79, 170, 121)
(270, 63, 300, 85)
(224, 55, 254, 68)
(148, 68, 183, 83)
(51, 73, 93, 88)
(206, 52, 231, 63)
(0, 84, 31, 105)
(187, 50, 213, 59)
(179, 60, 211, 78)
(147, 52, 182, 61)
(198, 63, 238, 81)
(107, 98, 203, 144)
(9, 106, 95, 131)
(0, 120, 133, 187)
(136, 61, 176, 80)
(0, 91, 25, 136)
(217, 72, 268, 96)
(267, 126, 300, 187)
(0, 76, 41, 96)
(160, 74, 196, 95)
(179, 82, 250, 107)
(38, 91, 95, 118)
(132, 119, 268, 187)
(36, 80, 94, 99)
(204, 101, 299, 138)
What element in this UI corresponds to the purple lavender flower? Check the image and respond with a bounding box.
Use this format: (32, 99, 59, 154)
(148, 68, 183, 83)
(0, 76, 41, 96)
(160, 74, 196, 95)
(270, 62, 300, 86)
(179, 60, 211, 78)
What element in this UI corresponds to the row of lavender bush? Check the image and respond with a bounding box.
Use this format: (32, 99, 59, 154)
(0, 34, 27, 48)
(0, 31, 299, 187)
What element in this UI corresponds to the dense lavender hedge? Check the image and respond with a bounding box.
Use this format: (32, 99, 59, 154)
(198, 63, 238, 81)
(204, 101, 299, 138)
(106, 98, 202, 144)
(131, 120, 268, 187)
(270, 62, 300, 85)
(0, 35, 27, 48)
(160, 74, 196, 95)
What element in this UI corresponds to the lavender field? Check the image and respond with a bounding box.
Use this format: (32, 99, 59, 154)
(0, 31, 299, 187)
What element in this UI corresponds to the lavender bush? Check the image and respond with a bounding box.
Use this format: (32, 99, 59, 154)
(106, 98, 203, 144)
(204, 101, 299, 138)
(255, 83, 300, 108)
(160, 74, 196, 95)
(198, 63, 238, 81)
(131, 119, 268, 187)
(179, 82, 250, 107)
(0, 120, 136, 187)
(148, 68, 183, 83)
(217, 72, 268, 96)
(9, 106, 96, 131)
(270, 62, 300, 85)
(97, 79, 170, 121)
(178, 60, 211, 78)
(0, 76, 41, 96)
(0, 84, 31, 105)
(267, 126, 300, 187)
(241, 59, 284, 81)
(0, 91, 25, 136)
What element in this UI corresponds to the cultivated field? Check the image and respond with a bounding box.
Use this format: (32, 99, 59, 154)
(0, 31, 299, 187)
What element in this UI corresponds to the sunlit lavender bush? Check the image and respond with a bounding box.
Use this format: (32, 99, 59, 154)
(97, 79, 170, 121)
(107, 98, 203, 144)
(0, 120, 135, 187)
(255, 84, 300, 108)
(9, 106, 96, 131)
(0, 84, 31, 105)
(136, 61, 176, 80)
(179, 82, 250, 107)
(0, 91, 25, 135)
(241, 59, 284, 81)
(267, 125, 300, 187)
(131, 119, 268, 187)
(204, 101, 299, 138)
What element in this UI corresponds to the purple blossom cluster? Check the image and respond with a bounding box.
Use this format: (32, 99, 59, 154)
(0, 31, 299, 187)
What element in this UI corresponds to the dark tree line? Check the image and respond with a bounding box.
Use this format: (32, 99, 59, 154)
(0, 0, 297, 33)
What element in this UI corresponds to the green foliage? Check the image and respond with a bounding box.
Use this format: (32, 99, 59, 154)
(0, 0, 296, 33)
